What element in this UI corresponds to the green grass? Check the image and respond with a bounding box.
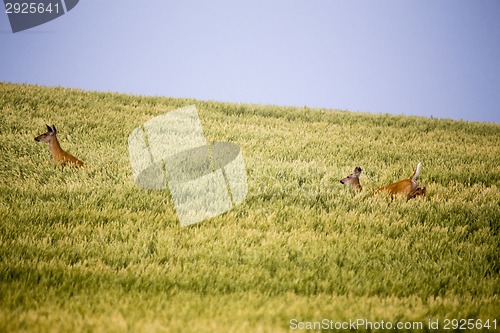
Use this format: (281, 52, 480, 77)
(0, 82, 499, 332)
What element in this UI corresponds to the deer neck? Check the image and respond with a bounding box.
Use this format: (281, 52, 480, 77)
(48, 137, 64, 159)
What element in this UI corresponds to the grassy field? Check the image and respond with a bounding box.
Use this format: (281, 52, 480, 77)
(0, 82, 499, 332)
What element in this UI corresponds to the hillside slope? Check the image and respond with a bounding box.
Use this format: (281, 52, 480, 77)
(0, 82, 499, 332)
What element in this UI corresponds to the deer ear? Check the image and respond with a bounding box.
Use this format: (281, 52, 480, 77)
(46, 124, 53, 132)
(52, 125, 57, 133)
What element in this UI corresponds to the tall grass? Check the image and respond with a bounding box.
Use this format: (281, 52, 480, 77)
(0, 82, 499, 332)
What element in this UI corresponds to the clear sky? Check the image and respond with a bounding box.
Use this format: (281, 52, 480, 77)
(1, 1, 499, 123)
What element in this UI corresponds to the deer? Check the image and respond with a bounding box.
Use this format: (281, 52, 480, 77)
(339, 166, 363, 192)
(340, 163, 426, 200)
(34, 125, 84, 167)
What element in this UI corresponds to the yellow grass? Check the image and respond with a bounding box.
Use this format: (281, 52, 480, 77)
(0, 82, 499, 332)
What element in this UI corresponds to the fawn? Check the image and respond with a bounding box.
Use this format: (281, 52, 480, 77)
(340, 163, 426, 200)
(34, 125, 84, 167)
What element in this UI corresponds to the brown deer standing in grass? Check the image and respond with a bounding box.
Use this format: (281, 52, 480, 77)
(340, 163, 426, 200)
(34, 125, 84, 167)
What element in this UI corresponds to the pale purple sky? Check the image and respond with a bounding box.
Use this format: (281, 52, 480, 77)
(1, 1, 499, 123)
